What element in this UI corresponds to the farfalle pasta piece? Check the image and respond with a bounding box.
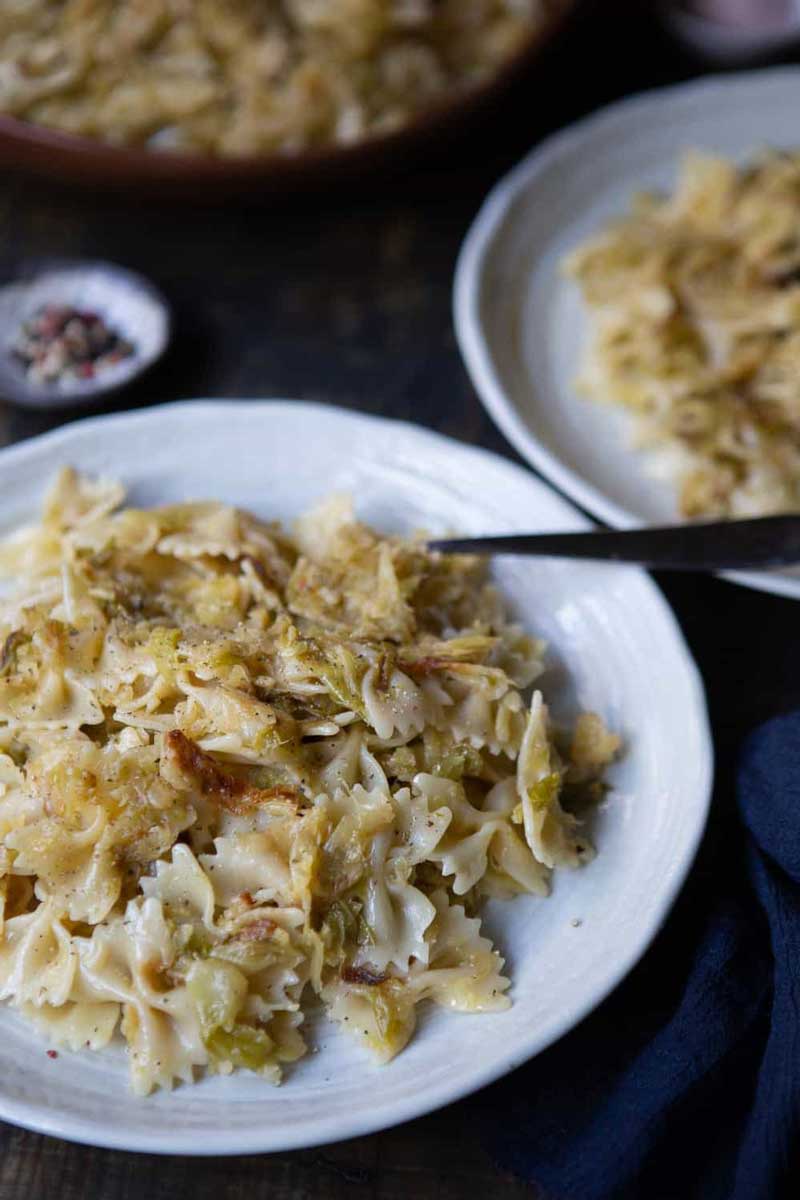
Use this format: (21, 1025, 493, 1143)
(22, 999, 119, 1051)
(409, 889, 511, 1012)
(415, 773, 548, 897)
(43, 467, 125, 529)
(516, 692, 592, 870)
(361, 664, 425, 741)
(358, 831, 437, 973)
(7, 809, 121, 924)
(200, 834, 295, 908)
(141, 844, 217, 929)
(0, 623, 104, 729)
(78, 898, 206, 1093)
(322, 974, 418, 1064)
(0, 901, 78, 1008)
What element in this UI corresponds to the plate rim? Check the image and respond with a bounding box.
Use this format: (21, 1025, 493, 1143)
(453, 65, 800, 600)
(0, 399, 714, 1154)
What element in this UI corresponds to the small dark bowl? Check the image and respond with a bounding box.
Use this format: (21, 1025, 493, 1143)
(0, 0, 580, 199)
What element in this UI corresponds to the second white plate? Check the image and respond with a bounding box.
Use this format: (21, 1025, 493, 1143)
(455, 66, 800, 599)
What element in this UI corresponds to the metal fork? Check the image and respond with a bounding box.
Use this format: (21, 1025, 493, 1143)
(428, 516, 800, 570)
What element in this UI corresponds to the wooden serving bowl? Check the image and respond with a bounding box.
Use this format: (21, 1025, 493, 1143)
(0, 0, 581, 198)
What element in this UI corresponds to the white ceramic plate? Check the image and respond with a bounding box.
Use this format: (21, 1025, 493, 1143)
(0, 401, 712, 1154)
(454, 67, 800, 598)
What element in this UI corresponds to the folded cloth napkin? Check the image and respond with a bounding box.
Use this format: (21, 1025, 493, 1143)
(471, 710, 800, 1200)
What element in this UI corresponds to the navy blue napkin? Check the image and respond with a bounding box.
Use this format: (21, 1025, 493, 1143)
(471, 710, 800, 1200)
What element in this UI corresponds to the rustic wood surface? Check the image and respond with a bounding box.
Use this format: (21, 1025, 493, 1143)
(1, 5, 797, 1197)
(0, 1103, 534, 1200)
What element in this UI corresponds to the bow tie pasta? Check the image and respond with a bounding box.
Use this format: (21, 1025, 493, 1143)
(0, 1, 544, 156)
(0, 469, 619, 1093)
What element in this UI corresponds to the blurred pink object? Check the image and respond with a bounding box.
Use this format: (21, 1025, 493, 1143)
(687, 0, 790, 28)
(663, 0, 800, 60)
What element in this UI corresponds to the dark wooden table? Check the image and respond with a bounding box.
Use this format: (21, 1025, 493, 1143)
(1, 5, 798, 1198)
